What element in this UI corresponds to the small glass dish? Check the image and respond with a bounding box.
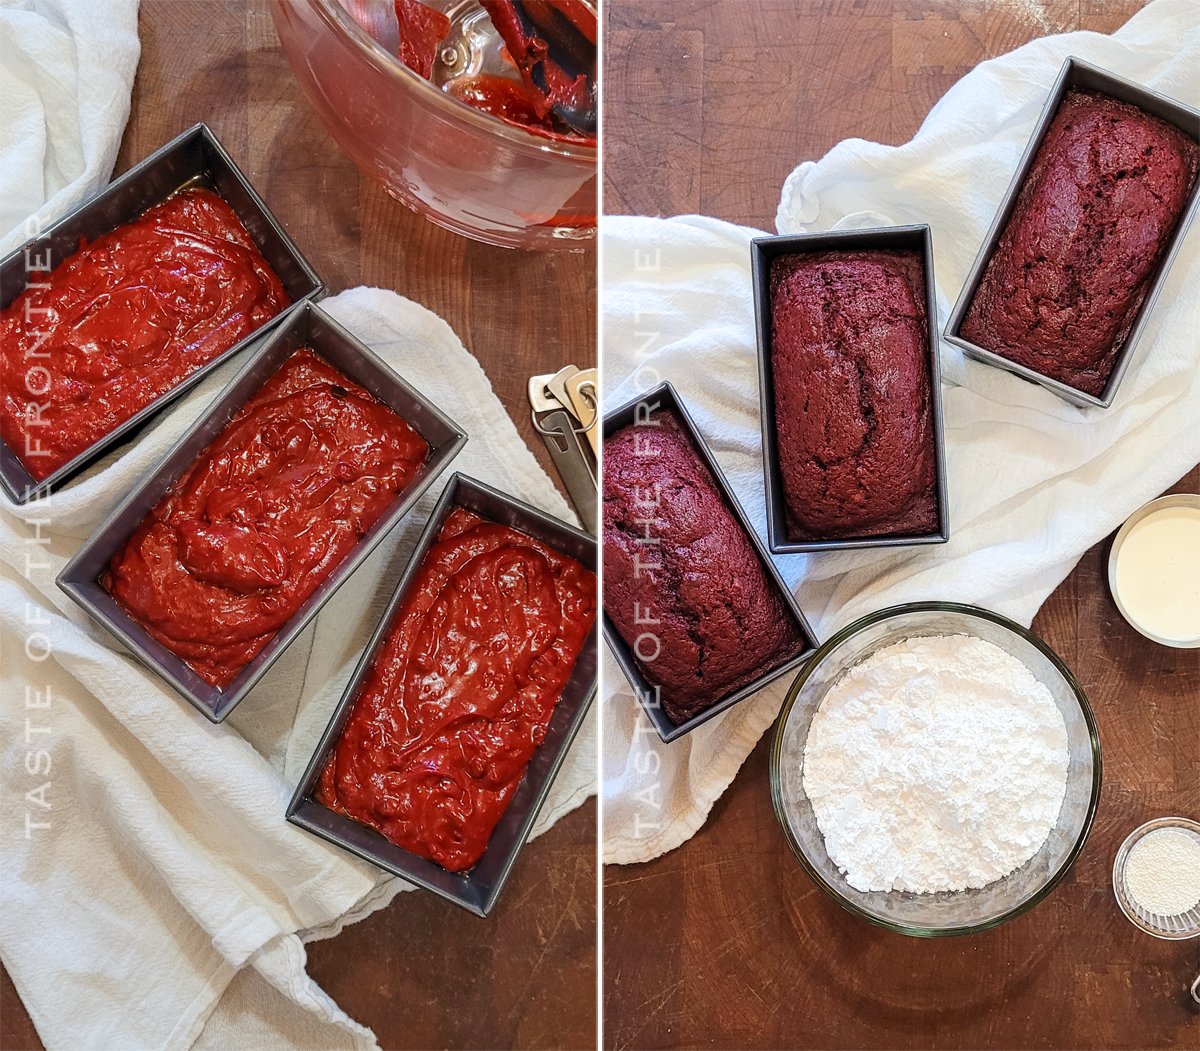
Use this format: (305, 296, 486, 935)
(770, 602, 1102, 937)
(1112, 817, 1200, 940)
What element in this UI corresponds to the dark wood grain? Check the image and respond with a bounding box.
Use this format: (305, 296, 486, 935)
(605, 0, 1150, 226)
(602, 2, 1200, 1049)
(0, 2, 595, 1049)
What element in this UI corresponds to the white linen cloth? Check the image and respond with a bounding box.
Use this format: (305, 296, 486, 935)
(0, 4, 594, 1045)
(0, 286, 598, 1050)
(602, 0, 1200, 865)
(0, 0, 140, 256)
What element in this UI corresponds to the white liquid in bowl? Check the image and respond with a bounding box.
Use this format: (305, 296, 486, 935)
(1113, 503, 1200, 644)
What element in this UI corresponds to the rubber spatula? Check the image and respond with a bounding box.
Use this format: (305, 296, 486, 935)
(480, 1, 598, 135)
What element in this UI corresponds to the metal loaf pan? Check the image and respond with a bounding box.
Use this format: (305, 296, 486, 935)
(751, 225, 950, 553)
(601, 381, 819, 743)
(944, 57, 1200, 409)
(287, 473, 598, 917)
(0, 122, 324, 503)
(57, 301, 467, 722)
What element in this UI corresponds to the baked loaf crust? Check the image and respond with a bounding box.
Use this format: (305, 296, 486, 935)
(769, 248, 938, 541)
(961, 89, 1199, 396)
(604, 408, 805, 725)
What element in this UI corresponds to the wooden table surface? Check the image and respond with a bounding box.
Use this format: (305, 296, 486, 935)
(603, 1, 1199, 1049)
(0, 3, 596, 1050)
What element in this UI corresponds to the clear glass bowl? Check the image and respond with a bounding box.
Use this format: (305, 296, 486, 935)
(770, 602, 1102, 937)
(270, 0, 597, 251)
(1112, 817, 1200, 939)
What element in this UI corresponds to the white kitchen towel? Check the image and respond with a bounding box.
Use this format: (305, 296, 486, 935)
(0, 0, 140, 257)
(0, 286, 598, 1051)
(602, 0, 1200, 865)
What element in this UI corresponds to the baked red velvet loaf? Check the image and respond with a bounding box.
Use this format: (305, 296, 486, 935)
(769, 248, 938, 541)
(603, 407, 806, 725)
(961, 89, 1199, 396)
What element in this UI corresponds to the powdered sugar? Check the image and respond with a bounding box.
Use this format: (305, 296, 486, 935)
(803, 634, 1070, 894)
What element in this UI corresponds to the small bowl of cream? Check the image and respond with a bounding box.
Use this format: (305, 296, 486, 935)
(1108, 494, 1200, 649)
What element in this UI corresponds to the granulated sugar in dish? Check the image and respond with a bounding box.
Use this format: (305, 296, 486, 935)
(803, 634, 1070, 894)
(1124, 829, 1200, 917)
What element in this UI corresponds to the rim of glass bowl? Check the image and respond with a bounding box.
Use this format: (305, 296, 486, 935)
(768, 600, 1103, 938)
(310, 0, 597, 161)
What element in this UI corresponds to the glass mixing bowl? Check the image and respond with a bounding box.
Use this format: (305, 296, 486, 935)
(770, 602, 1102, 937)
(270, 0, 597, 251)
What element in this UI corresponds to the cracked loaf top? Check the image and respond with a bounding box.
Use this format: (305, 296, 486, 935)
(603, 408, 806, 725)
(769, 247, 938, 541)
(961, 89, 1199, 396)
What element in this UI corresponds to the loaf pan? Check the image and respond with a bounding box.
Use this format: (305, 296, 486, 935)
(57, 301, 467, 723)
(0, 122, 323, 504)
(944, 57, 1200, 409)
(601, 381, 819, 743)
(287, 473, 598, 917)
(751, 225, 950, 553)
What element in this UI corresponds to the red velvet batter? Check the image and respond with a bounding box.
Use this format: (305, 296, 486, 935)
(103, 348, 428, 689)
(479, 0, 594, 127)
(445, 74, 560, 135)
(316, 507, 596, 872)
(0, 188, 289, 481)
(394, 0, 451, 79)
(393, 0, 596, 145)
